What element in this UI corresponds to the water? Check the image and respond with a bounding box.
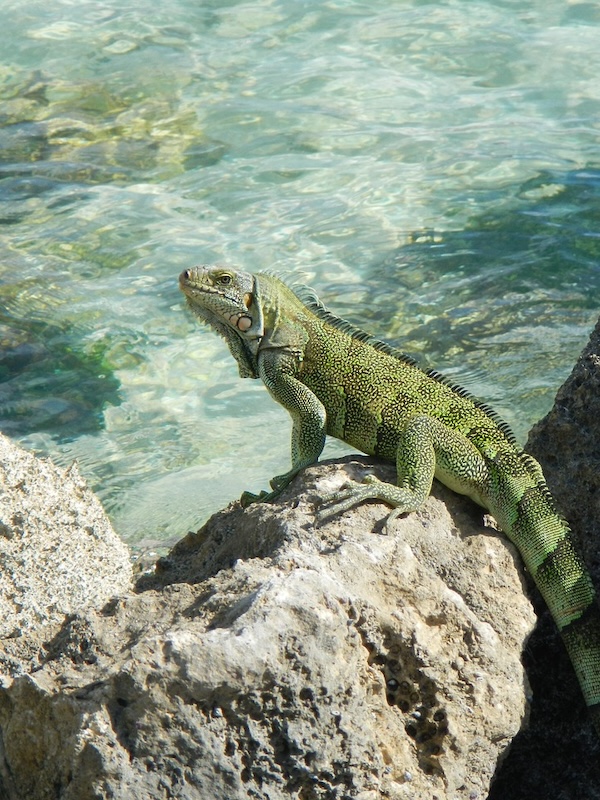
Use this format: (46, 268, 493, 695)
(1, 0, 599, 549)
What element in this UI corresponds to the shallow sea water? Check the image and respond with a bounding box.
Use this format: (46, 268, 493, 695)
(1, 0, 599, 548)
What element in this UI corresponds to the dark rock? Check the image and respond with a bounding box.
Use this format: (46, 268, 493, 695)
(489, 318, 600, 800)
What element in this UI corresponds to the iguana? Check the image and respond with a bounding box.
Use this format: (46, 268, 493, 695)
(179, 264, 600, 734)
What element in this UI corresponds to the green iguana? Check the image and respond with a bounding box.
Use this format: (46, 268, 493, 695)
(179, 264, 600, 734)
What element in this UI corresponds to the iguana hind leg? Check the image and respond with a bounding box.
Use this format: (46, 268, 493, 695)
(317, 414, 489, 527)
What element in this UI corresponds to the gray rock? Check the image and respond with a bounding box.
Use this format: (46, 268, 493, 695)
(0, 454, 535, 800)
(0, 432, 132, 642)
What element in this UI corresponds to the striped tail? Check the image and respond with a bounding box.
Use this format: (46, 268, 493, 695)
(493, 455, 600, 734)
(560, 603, 600, 732)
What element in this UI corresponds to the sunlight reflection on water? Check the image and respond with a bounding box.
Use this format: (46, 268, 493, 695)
(1, 0, 600, 546)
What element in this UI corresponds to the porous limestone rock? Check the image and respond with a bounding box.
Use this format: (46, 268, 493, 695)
(0, 456, 535, 800)
(0, 432, 132, 640)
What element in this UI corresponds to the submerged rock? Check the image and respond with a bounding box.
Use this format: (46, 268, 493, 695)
(0, 318, 121, 441)
(0, 448, 534, 800)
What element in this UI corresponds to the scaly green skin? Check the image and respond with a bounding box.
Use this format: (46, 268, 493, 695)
(179, 264, 600, 733)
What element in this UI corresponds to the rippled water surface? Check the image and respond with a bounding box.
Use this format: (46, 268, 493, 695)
(1, 0, 599, 548)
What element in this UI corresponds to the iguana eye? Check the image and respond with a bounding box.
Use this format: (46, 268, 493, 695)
(218, 273, 233, 286)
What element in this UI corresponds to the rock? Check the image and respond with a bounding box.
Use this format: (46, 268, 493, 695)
(489, 320, 600, 800)
(526, 317, 600, 573)
(0, 455, 535, 800)
(0, 432, 132, 643)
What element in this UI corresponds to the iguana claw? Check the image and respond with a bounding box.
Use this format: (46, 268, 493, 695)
(240, 489, 271, 507)
(316, 476, 384, 522)
(240, 484, 287, 507)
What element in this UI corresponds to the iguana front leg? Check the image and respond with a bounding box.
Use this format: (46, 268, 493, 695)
(241, 351, 327, 506)
(317, 414, 489, 528)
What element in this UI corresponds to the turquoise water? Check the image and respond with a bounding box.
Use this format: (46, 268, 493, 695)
(1, 0, 599, 548)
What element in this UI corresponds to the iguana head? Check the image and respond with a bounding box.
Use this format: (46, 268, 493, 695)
(179, 265, 264, 378)
(179, 265, 264, 337)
